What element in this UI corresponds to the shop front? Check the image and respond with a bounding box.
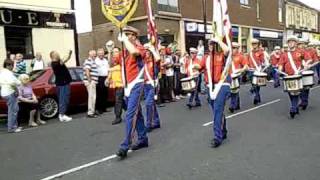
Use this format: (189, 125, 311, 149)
(253, 29, 283, 52)
(184, 21, 239, 52)
(0, 8, 77, 69)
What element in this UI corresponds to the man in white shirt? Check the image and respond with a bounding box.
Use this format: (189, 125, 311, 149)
(0, 59, 22, 133)
(95, 48, 110, 114)
(31, 52, 46, 71)
(163, 53, 175, 101)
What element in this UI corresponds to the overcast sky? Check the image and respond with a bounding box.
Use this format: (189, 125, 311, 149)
(74, 0, 320, 34)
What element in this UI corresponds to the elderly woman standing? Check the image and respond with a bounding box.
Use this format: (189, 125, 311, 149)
(18, 74, 46, 127)
(0, 59, 22, 133)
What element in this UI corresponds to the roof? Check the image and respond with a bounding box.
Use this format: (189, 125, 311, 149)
(287, 0, 320, 12)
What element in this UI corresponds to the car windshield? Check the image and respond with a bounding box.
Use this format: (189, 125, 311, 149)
(29, 70, 45, 82)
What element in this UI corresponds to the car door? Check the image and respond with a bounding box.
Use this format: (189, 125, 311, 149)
(69, 68, 88, 106)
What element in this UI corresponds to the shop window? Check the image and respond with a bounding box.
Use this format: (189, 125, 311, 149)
(5, 27, 33, 59)
(158, 0, 179, 12)
(278, 0, 283, 23)
(240, 0, 249, 6)
(256, 0, 260, 19)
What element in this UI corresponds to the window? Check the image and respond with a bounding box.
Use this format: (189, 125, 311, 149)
(158, 0, 179, 12)
(278, 0, 283, 23)
(5, 27, 34, 59)
(240, 0, 249, 5)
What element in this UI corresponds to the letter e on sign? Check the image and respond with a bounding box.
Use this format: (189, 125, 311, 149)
(27, 12, 39, 25)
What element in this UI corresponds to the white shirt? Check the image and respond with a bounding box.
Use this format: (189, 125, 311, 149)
(197, 45, 204, 59)
(0, 69, 21, 97)
(33, 59, 45, 71)
(165, 56, 174, 77)
(95, 57, 109, 77)
(179, 57, 187, 74)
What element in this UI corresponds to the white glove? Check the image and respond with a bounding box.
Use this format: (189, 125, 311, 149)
(118, 33, 128, 42)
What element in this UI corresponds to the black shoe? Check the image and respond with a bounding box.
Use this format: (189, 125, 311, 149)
(253, 99, 259, 105)
(131, 142, 148, 151)
(235, 106, 240, 110)
(223, 134, 227, 140)
(229, 107, 234, 113)
(290, 112, 296, 119)
(146, 127, 152, 133)
(195, 103, 202, 107)
(87, 114, 98, 118)
(116, 148, 128, 159)
(112, 118, 122, 125)
(302, 105, 307, 110)
(96, 110, 103, 115)
(151, 124, 161, 130)
(187, 104, 192, 109)
(211, 139, 221, 148)
(318, 80, 320, 85)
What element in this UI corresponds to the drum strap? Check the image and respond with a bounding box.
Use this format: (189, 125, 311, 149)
(287, 52, 299, 75)
(144, 64, 158, 87)
(250, 52, 261, 72)
(206, 55, 214, 99)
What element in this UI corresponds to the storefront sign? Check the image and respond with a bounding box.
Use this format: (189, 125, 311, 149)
(0, 8, 74, 29)
(260, 30, 279, 38)
(253, 29, 282, 39)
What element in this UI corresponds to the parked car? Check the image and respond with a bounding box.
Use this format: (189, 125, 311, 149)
(0, 67, 115, 119)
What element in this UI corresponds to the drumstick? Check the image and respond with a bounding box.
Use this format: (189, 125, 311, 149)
(298, 62, 320, 74)
(275, 69, 288, 76)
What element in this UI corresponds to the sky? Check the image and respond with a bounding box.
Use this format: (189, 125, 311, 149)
(74, 0, 320, 34)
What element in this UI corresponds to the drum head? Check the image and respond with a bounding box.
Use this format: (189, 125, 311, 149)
(181, 77, 194, 82)
(302, 70, 314, 76)
(253, 71, 267, 77)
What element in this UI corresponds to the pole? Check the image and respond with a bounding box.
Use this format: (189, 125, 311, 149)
(202, 0, 207, 46)
(120, 28, 128, 88)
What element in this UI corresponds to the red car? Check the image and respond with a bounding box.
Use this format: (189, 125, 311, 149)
(0, 67, 115, 119)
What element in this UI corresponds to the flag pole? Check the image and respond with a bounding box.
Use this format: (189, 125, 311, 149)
(120, 27, 128, 88)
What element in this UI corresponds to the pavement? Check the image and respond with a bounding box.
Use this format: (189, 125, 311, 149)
(1, 83, 320, 180)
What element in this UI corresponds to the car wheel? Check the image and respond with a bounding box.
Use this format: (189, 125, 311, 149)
(39, 97, 58, 119)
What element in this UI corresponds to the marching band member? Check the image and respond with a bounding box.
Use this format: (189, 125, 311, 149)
(143, 43, 161, 132)
(297, 39, 313, 110)
(270, 46, 281, 88)
(229, 42, 248, 113)
(186, 48, 202, 109)
(306, 42, 320, 84)
(116, 26, 148, 159)
(278, 36, 311, 118)
(200, 38, 230, 148)
(248, 38, 266, 105)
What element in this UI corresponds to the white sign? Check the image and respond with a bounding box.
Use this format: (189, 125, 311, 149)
(259, 30, 279, 38)
(186, 22, 198, 32)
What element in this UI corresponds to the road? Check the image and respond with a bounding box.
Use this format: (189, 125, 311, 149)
(1, 83, 320, 180)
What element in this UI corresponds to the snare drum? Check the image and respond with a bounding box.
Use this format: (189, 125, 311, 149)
(230, 73, 241, 93)
(283, 75, 303, 95)
(181, 77, 197, 93)
(252, 71, 267, 86)
(301, 70, 314, 88)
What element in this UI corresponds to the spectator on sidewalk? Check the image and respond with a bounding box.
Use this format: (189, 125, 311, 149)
(17, 74, 46, 127)
(83, 50, 99, 118)
(0, 59, 22, 133)
(50, 50, 73, 122)
(31, 52, 46, 71)
(108, 47, 125, 125)
(14, 53, 26, 77)
(95, 48, 110, 114)
(163, 49, 175, 101)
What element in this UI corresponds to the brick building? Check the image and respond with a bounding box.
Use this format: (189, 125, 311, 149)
(79, 0, 313, 60)
(284, 0, 319, 42)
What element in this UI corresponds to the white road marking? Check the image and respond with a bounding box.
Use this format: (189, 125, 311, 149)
(202, 99, 281, 127)
(41, 150, 132, 180)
